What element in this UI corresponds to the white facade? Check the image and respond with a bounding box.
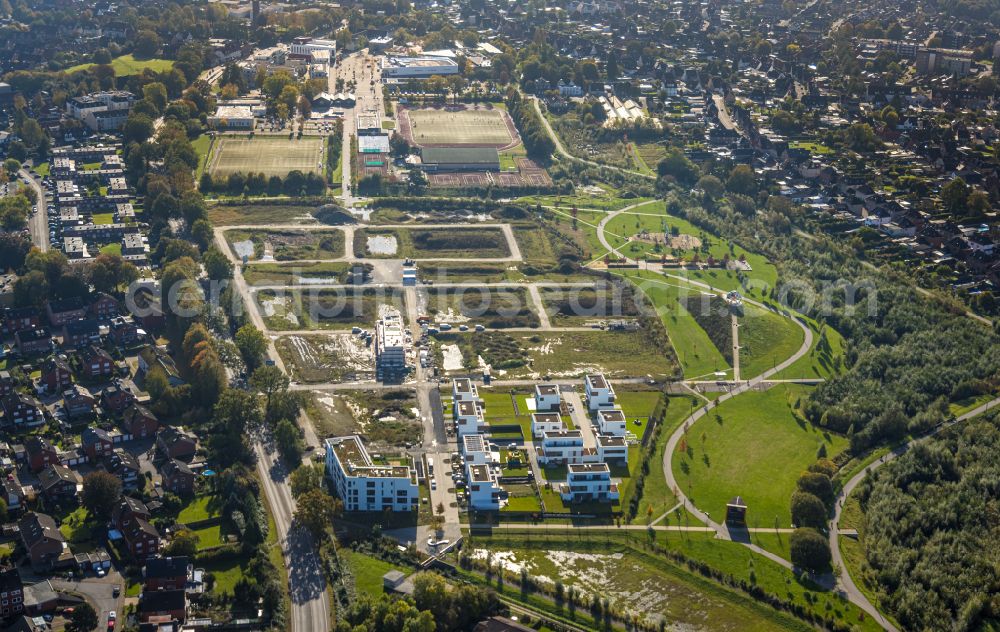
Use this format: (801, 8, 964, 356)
(559, 463, 619, 503)
(375, 308, 407, 380)
(454, 399, 487, 437)
(534, 384, 561, 412)
(452, 378, 478, 403)
(461, 434, 497, 465)
(530, 412, 564, 438)
(381, 56, 460, 78)
(536, 430, 586, 466)
(325, 436, 418, 512)
(466, 462, 502, 510)
(208, 105, 255, 129)
(597, 408, 627, 436)
(585, 373, 616, 411)
(595, 434, 628, 464)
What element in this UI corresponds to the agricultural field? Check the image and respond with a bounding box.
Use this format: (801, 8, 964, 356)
(399, 105, 516, 147)
(255, 287, 405, 331)
(671, 384, 848, 528)
(226, 228, 345, 261)
(242, 261, 363, 286)
(208, 137, 325, 178)
(275, 334, 374, 383)
(420, 286, 540, 328)
(355, 226, 511, 259)
(538, 283, 641, 326)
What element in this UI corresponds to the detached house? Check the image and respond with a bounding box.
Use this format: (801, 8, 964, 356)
(19, 513, 71, 570)
(0, 371, 15, 397)
(24, 437, 58, 472)
(138, 589, 186, 624)
(161, 459, 195, 497)
(62, 385, 97, 420)
(3, 393, 44, 429)
(38, 465, 82, 503)
(81, 427, 114, 460)
(99, 448, 140, 489)
(40, 357, 73, 394)
(101, 378, 140, 415)
(112, 497, 160, 559)
(143, 556, 192, 591)
(156, 426, 196, 461)
(79, 345, 114, 379)
(61, 320, 101, 348)
(108, 317, 141, 347)
(122, 404, 158, 438)
(88, 292, 119, 321)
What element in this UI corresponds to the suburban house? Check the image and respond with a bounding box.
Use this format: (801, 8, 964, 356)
(2, 306, 40, 335)
(452, 377, 479, 403)
(0, 567, 24, 617)
(39, 357, 73, 394)
(46, 298, 87, 327)
(143, 557, 192, 591)
(99, 448, 141, 489)
(530, 412, 564, 438)
(454, 399, 487, 437)
(2, 393, 44, 429)
(535, 430, 587, 466)
(19, 513, 71, 570)
(138, 589, 186, 624)
(24, 437, 59, 473)
(324, 436, 419, 512)
(61, 320, 101, 348)
(15, 328, 53, 356)
(466, 461, 503, 510)
(108, 317, 141, 346)
(113, 497, 160, 559)
(596, 408, 627, 436)
(81, 427, 115, 460)
(88, 292, 119, 321)
(37, 465, 83, 503)
(156, 426, 196, 460)
(0, 372, 15, 397)
(101, 378, 142, 414)
(585, 373, 615, 411)
(138, 346, 184, 387)
(122, 403, 159, 438)
(3, 474, 25, 514)
(62, 385, 97, 420)
(534, 384, 561, 412)
(160, 459, 195, 497)
(558, 463, 619, 504)
(79, 345, 114, 379)
(595, 434, 628, 464)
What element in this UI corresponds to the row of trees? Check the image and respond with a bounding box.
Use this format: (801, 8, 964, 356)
(506, 91, 555, 161)
(199, 169, 327, 196)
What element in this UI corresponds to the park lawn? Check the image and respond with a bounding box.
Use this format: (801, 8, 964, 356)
(618, 270, 729, 379)
(773, 319, 846, 380)
(92, 213, 114, 225)
(178, 495, 221, 523)
(99, 243, 122, 256)
(342, 549, 404, 597)
(65, 54, 175, 76)
(192, 524, 224, 549)
(630, 395, 702, 524)
(672, 384, 848, 528)
(737, 304, 806, 379)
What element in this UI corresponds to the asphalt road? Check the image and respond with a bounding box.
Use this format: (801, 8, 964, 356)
(50, 574, 124, 628)
(19, 168, 48, 252)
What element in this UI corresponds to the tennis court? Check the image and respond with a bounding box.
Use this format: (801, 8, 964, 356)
(209, 137, 325, 178)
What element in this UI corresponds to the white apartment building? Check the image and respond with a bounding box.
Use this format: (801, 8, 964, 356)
(454, 399, 487, 437)
(324, 436, 418, 512)
(530, 412, 564, 438)
(536, 430, 587, 466)
(534, 384, 561, 412)
(461, 434, 497, 466)
(585, 373, 616, 411)
(597, 408, 627, 437)
(595, 434, 628, 465)
(559, 463, 619, 503)
(466, 461, 502, 510)
(375, 308, 407, 381)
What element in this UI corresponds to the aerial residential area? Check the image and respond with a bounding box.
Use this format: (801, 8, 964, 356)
(0, 0, 998, 630)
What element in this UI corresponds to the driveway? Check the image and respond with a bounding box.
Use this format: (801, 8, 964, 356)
(50, 573, 124, 626)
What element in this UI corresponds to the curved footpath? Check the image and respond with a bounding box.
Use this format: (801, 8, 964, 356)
(591, 202, 900, 630)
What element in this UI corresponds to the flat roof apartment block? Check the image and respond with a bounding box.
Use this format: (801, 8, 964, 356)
(325, 436, 418, 512)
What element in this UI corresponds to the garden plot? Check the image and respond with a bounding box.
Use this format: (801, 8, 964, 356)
(275, 334, 373, 383)
(225, 229, 345, 261)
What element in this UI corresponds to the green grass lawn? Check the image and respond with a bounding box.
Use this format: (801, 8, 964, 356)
(672, 384, 848, 528)
(65, 54, 174, 76)
(342, 549, 404, 597)
(773, 319, 846, 380)
(99, 243, 122, 256)
(737, 305, 806, 379)
(33, 162, 49, 177)
(618, 270, 729, 379)
(58, 507, 92, 543)
(178, 495, 221, 523)
(204, 556, 245, 595)
(630, 395, 702, 524)
(92, 213, 114, 225)
(192, 524, 224, 549)
(192, 134, 213, 176)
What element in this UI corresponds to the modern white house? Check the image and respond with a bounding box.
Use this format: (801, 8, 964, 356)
(466, 462, 503, 510)
(535, 430, 587, 466)
(454, 399, 487, 437)
(452, 378, 478, 403)
(559, 463, 619, 503)
(534, 384, 561, 412)
(595, 434, 628, 464)
(596, 408, 627, 437)
(585, 373, 616, 411)
(461, 434, 497, 466)
(324, 436, 418, 512)
(530, 412, 564, 438)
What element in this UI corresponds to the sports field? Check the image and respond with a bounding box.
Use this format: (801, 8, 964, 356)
(402, 107, 517, 147)
(208, 137, 325, 178)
